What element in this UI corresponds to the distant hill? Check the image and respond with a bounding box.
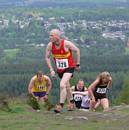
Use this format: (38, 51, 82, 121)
(25, 0, 129, 4)
(23, 0, 129, 8)
(0, 0, 25, 7)
(0, 0, 129, 8)
(25, 0, 128, 3)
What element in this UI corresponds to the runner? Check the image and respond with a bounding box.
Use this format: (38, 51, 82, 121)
(45, 29, 80, 113)
(88, 71, 112, 112)
(28, 70, 52, 110)
(71, 79, 90, 110)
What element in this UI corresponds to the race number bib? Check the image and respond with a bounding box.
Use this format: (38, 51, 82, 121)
(56, 59, 69, 69)
(37, 86, 45, 91)
(96, 88, 107, 94)
(74, 94, 83, 101)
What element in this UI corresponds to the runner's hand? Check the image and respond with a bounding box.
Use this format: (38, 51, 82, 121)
(91, 97, 96, 104)
(44, 95, 48, 101)
(50, 70, 56, 77)
(75, 66, 80, 72)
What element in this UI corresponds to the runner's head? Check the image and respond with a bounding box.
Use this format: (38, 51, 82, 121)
(77, 79, 85, 90)
(99, 71, 111, 84)
(49, 29, 61, 45)
(36, 70, 43, 82)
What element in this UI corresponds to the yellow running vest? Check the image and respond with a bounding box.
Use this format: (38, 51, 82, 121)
(32, 75, 47, 92)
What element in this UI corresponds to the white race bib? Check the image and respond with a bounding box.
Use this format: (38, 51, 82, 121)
(74, 94, 83, 101)
(96, 88, 107, 94)
(56, 59, 69, 69)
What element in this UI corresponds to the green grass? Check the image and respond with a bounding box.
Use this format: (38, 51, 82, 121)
(0, 48, 19, 64)
(4, 49, 19, 59)
(0, 99, 129, 130)
(125, 47, 129, 55)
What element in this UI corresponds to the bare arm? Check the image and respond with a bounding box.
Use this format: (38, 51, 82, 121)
(45, 76, 52, 95)
(45, 42, 54, 71)
(28, 78, 34, 94)
(72, 91, 88, 96)
(65, 40, 80, 65)
(88, 78, 100, 100)
(107, 76, 112, 89)
(71, 86, 88, 95)
(71, 85, 75, 91)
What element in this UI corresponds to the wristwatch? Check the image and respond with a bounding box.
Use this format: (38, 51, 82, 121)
(76, 64, 80, 67)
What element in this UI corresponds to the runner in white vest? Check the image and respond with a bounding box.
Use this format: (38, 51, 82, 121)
(71, 79, 90, 110)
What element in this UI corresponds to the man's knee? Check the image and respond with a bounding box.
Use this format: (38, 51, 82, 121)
(60, 82, 66, 89)
(66, 87, 71, 91)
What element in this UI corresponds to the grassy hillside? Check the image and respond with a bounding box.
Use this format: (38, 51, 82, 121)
(0, 99, 129, 130)
(0, 49, 19, 64)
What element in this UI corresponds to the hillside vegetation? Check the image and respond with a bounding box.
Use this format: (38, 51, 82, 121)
(0, 7, 129, 105)
(0, 98, 129, 130)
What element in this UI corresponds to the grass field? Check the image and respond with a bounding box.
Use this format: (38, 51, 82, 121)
(0, 49, 19, 64)
(0, 99, 129, 130)
(125, 47, 129, 55)
(4, 49, 19, 58)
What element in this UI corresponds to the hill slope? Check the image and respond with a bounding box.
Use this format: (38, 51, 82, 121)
(0, 101, 129, 130)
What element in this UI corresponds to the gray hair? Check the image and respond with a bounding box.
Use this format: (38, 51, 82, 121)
(50, 29, 62, 37)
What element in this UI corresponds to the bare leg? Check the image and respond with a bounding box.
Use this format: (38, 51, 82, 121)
(39, 97, 45, 101)
(90, 100, 96, 111)
(66, 81, 73, 103)
(94, 99, 101, 109)
(60, 73, 73, 104)
(100, 98, 109, 112)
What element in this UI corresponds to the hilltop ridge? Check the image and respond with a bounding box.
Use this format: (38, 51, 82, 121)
(0, 0, 129, 8)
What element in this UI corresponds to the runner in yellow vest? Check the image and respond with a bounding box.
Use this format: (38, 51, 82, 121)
(28, 70, 52, 102)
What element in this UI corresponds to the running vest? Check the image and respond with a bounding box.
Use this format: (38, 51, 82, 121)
(73, 85, 85, 101)
(52, 39, 75, 73)
(81, 95, 90, 109)
(32, 75, 47, 92)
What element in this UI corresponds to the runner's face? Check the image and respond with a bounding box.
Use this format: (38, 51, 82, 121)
(101, 77, 109, 84)
(78, 81, 84, 90)
(49, 32, 60, 45)
(37, 74, 42, 82)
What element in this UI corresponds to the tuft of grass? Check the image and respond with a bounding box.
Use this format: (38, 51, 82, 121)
(0, 96, 12, 112)
(27, 93, 40, 110)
